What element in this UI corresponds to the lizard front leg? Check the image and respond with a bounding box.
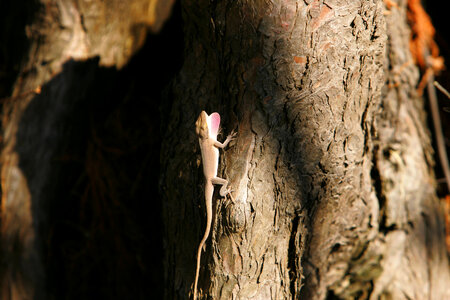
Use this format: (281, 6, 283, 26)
(214, 130, 237, 149)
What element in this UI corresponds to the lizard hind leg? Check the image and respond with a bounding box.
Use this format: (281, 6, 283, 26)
(211, 177, 231, 197)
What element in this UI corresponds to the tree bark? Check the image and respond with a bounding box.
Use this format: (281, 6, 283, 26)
(0, 0, 175, 299)
(1, 0, 449, 299)
(160, 0, 450, 299)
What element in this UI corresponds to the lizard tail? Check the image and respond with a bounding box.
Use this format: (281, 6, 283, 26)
(193, 183, 213, 300)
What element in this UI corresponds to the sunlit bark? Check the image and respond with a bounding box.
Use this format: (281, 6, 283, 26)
(160, 0, 450, 299)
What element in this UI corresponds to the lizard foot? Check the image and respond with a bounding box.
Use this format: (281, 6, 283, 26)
(220, 186, 233, 197)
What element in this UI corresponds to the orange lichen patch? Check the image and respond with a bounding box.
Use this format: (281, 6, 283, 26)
(311, 3, 333, 30)
(416, 56, 445, 95)
(407, 0, 444, 74)
(445, 195, 450, 252)
(384, 0, 399, 10)
(294, 56, 307, 64)
(383, 0, 399, 15)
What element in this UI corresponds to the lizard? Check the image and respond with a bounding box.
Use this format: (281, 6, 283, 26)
(193, 111, 236, 300)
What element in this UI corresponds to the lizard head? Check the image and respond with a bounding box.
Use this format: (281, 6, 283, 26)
(196, 111, 220, 140)
(196, 111, 209, 139)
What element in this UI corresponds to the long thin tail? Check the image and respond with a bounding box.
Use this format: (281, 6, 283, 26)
(193, 225, 210, 300)
(193, 183, 213, 300)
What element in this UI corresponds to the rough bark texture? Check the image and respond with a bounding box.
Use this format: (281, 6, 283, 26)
(1, 0, 449, 299)
(371, 1, 450, 298)
(160, 0, 450, 299)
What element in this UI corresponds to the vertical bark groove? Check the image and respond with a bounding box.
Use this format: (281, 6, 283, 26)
(160, 0, 449, 299)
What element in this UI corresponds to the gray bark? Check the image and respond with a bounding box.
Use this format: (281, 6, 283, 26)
(160, 0, 450, 299)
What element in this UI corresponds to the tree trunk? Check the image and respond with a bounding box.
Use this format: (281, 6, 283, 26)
(0, 0, 175, 299)
(160, 0, 450, 299)
(1, 0, 449, 299)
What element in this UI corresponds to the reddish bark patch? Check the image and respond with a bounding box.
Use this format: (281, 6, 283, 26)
(294, 56, 307, 64)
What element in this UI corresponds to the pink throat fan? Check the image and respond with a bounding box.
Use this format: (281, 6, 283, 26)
(209, 112, 220, 137)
